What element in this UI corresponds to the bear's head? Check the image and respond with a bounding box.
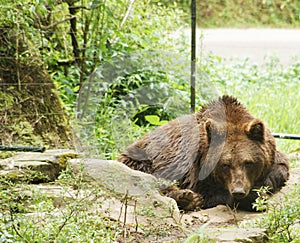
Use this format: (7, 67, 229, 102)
(203, 118, 275, 200)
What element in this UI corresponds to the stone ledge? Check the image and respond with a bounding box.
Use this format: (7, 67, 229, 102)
(0, 149, 78, 182)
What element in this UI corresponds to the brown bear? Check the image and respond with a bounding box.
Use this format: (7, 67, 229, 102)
(118, 96, 289, 211)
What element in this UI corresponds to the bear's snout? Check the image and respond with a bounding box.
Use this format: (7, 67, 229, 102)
(231, 187, 247, 199)
(228, 169, 251, 199)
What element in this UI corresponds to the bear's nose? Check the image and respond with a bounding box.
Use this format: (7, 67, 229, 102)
(232, 187, 246, 199)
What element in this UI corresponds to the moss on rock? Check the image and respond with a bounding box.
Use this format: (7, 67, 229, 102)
(0, 27, 73, 148)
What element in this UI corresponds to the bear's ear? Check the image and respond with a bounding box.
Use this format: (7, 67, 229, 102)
(205, 119, 226, 144)
(246, 119, 265, 142)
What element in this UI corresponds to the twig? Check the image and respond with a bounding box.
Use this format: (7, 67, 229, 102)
(68, 5, 88, 11)
(227, 204, 239, 225)
(122, 190, 129, 238)
(54, 210, 76, 240)
(111, 0, 135, 45)
(76, 15, 91, 116)
(134, 199, 138, 232)
(77, 71, 95, 118)
(118, 199, 124, 223)
(35, 16, 76, 30)
(119, 0, 135, 31)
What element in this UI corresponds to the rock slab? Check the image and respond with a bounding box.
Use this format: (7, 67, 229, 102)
(68, 158, 180, 226)
(0, 149, 78, 182)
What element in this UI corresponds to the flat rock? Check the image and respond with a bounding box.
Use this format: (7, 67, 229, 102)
(182, 205, 234, 226)
(0, 149, 78, 182)
(68, 158, 181, 226)
(69, 158, 158, 196)
(206, 227, 267, 243)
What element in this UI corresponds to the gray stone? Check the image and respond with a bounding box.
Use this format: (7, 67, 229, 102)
(69, 158, 158, 196)
(0, 149, 78, 182)
(68, 158, 181, 225)
(207, 227, 267, 243)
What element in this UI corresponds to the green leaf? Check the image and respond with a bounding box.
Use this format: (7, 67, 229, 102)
(145, 115, 168, 126)
(145, 115, 160, 124)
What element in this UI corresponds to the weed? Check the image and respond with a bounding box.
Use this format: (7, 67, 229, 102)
(184, 222, 215, 243)
(252, 186, 300, 242)
(252, 186, 271, 212)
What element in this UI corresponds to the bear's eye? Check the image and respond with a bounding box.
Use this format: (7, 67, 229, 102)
(245, 161, 255, 168)
(222, 163, 232, 170)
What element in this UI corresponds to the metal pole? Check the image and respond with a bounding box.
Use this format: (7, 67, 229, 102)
(272, 133, 300, 140)
(0, 145, 46, 152)
(191, 0, 196, 112)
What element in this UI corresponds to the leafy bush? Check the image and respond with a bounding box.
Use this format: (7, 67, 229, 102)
(78, 66, 190, 159)
(252, 186, 300, 242)
(97, 69, 189, 125)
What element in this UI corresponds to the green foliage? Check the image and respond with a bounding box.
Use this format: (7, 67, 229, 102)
(0, 91, 14, 110)
(184, 222, 215, 243)
(252, 186, 271, 212)
(163, 0, 300, 28)
(0, 0, 186, 110)
(0, 152, 14, 160)
(97, 69, 188, 125)
(145, 115, 168, 126)
(48, 0, 185, 112)
(252, 186, 300, 242)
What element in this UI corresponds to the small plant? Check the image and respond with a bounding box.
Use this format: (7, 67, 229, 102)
(184, 222, 215, 243)
(252, 186, 271, 211)
(252, 186, 300, 242)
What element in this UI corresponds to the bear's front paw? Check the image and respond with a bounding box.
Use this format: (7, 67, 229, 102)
(264, 166, 289, 193)
(168, 189, 203, 211)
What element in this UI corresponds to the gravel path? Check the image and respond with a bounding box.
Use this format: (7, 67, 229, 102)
(198, 28, 300, 65)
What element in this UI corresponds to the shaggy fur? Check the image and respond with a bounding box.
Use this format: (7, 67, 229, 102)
(118, 96, 289, 211)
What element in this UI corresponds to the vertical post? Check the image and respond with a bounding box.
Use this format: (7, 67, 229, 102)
(191, 0, 196, 112)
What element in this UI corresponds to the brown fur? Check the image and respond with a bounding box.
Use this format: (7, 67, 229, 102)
(118, 96, 289, 211)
